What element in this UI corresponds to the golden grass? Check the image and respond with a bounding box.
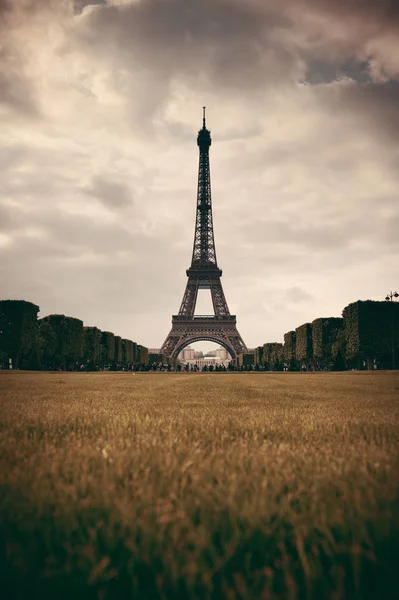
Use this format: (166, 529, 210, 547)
(0, 371, 398, 599)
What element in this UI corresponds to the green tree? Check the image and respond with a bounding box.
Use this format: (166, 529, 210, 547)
(283, 331, 296, 367)
(0, 300, 40, 369)
(311, 317, 344, 370)
(39, 319, 58, 370)
(343, 300, 399, 369)
(83, 326, 102, 370)
(101, 332, 115, 367)
(114, 336, 122, 367)
(295, 324, 313, 370)
(40, 315, 83, 370)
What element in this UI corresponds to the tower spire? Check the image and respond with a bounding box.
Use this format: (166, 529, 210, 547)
(193, 107, 215, 266)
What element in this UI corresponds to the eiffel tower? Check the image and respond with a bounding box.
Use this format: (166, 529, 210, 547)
(161, 108, 247, 362)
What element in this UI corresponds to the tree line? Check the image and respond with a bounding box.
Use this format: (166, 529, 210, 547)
(0, 300, 149, 371)
(244, 300, 399, 371)
(1, 298, 398, 372)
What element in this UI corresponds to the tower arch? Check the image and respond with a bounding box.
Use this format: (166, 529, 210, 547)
(172, 336, 236, 361)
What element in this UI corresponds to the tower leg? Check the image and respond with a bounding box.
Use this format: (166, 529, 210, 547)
(178, 279, 199, 317)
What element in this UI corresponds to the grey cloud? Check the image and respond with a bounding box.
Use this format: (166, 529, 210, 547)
(5, 209, 134, 258)
(316, 80, 399, 143)
(0, 49, 39, 117)
(303, 59, 372, 85)
(245, 219, 351, 250)
(84, 176, 134, 209)
(0, 209, 188, 342)
(217, 204, 399, 274)
(0, 196, 186, 270)
(0, 203, 12, 230)
(0, 0, 15, 14)
(0, 3, 40, 117)
(291, 0, 399, 26)
(384, 215, 399, 246)
(284, 0, 399, 81)
(73, 0, 107, 15)
(3, 0, 399, 129)
(284, 287, 313, 303)
(75, 0, 399, 142)
(0, 144, 27, 171)
(80, 0, 302, 90)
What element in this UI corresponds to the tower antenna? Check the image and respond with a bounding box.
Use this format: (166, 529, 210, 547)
(203, 106, 206, 128)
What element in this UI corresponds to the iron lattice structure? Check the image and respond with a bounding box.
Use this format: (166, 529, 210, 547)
(161, 109, 247, 361)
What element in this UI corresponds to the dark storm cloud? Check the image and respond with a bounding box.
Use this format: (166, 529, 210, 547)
(3, 0, 399, 123)
(286, 0, 399, 78)
(71, 0, 399, 144)
(295, 0, 399, 25)
(0, 0, 10, 13)
(81, 0, 301, 89)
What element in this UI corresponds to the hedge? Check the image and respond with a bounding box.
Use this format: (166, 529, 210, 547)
(39, 320, 58, 368)
(283, 331, 296, 361)
(263, 343, 275, 366)
(101, 332, 115, 363)
(6, 296, 398, 371)
(114, 336, 122, 364)
(137, 345, 149, 364)
(295, 323, 312, 363)
(343, 300, 399, 366)
(272, 343, 284, 367)
(254, 346, 264, 366)
(83, 326, 102, 365)
(238, 353, 254, 367)
(40, 314, 83, 369)
(332, 329, 346, 364)
(0, 298, 149, 370)
(123, 339, 134, 364)
(149, 353, 167, 365)
(0, 300, 40, 368)
(263, 343, 284, 369)
(311, 318, 344, 364)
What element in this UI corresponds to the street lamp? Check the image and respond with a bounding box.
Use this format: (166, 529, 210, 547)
(385, 291, 399, 370)
(385, 291, 399, 302)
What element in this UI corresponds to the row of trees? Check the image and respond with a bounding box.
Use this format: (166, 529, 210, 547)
(244, 300, 399, 371)
(2, 298, 398, 372)
(0, 300, 149, 371)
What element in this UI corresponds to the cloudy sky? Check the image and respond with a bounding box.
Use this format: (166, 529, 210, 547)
(1, 0, 398, 350)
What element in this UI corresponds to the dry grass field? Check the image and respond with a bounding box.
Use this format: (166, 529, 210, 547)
(0, 371, 398, 600)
